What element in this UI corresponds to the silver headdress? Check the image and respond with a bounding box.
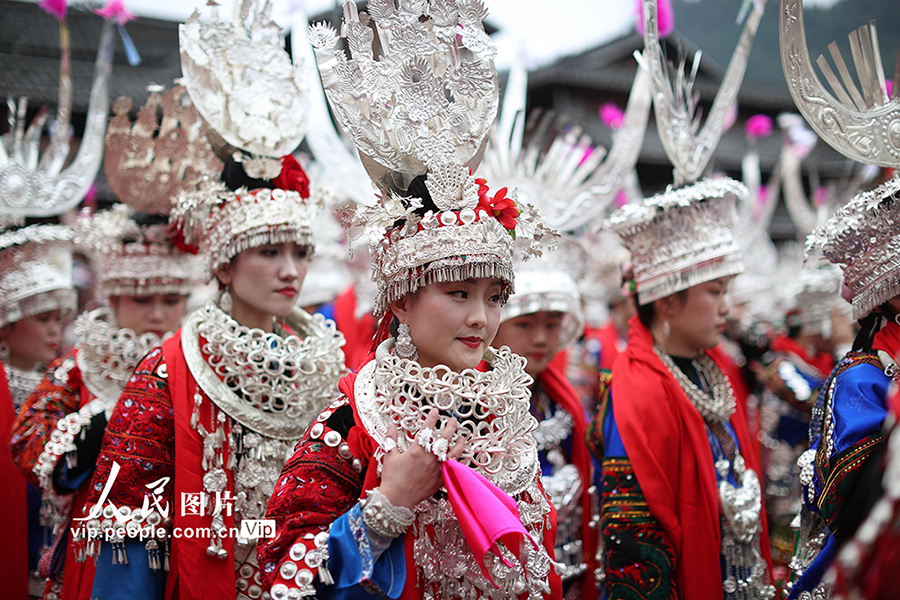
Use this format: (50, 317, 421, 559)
(104, 85, 223, 216)
(311, 0, 555, 315)
(74, 85, 210, 299)
(74, 204, 204, 299)
(605, 0, 767, 304)
(780, 0, 900, 318)
(501, 236, 587, 349)
(643, 0, 768, 187)
(0, 13, 115, 221)
(173, 0, 318, 279)
(0, 225, 77, 328)
(607, 178, 747, 305)
(179, 0, 309, 177)
(782, 261, 846, 334)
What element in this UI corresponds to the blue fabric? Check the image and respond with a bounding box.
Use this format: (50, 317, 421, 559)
(322, 504, 406, 600)
(786, 533, 839, 600)
(56, 458, 93, 491)
(777, 413, 809, 448)
(91, 539, 166, 600)
(813, 363, 890, 498)
(315, 302, 336, 322)
(601, 392, 627, 458)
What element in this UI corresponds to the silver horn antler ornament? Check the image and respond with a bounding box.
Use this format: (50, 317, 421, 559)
(480, 62, 650, 232)
(642, 0, 768, 186)
(0, 18, 115, 218)
(779, 0, 900, 167)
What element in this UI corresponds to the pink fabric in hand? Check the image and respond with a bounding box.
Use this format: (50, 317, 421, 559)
(442, 460, 538, 588)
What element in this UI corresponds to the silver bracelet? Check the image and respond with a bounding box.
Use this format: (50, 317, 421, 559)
(361, 488, 415, 539)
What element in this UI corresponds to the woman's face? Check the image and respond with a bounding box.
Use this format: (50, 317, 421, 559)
(2, 310, 64, 369)
(492, 311, 564, 379)
(391, 278, 505, 372)
(113, 295, 187, 337)
(218, 242, 310, 330)
(660, 277, 732, 357)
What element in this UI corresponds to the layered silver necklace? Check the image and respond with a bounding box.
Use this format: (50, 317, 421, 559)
(5, 363, 44, 409)
(180, 303, 346, 559)
(75, 307, 165, 407)
(355, 339, 555, 600)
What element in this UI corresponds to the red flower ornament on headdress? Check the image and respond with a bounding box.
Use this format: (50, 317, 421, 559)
(475, 178, 519, 232)
(273, 155, 310, 198)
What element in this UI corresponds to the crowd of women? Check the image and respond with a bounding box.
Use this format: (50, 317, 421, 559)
(2, 0, 900, 599)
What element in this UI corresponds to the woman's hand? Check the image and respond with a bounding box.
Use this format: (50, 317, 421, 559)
(378, 408, 466, 510)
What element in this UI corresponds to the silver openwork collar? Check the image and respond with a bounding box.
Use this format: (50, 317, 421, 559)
(355, 339, 539, 495)
(5, 363, 44, 410)
(182, 303, 346, 440)
(75, 307, 166, 406)
(654, 348, 737, 423)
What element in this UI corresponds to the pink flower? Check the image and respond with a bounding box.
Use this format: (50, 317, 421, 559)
(635, 0, 674, 38)
(813, 187, 829, 207)
(39, 0, 67, 21)
(745, 114, 773, 139)
(94, 0, 137, 25)
(886, 79, 893, 99)
(600, 102, 625, 130)
(615, 189, 629, 208)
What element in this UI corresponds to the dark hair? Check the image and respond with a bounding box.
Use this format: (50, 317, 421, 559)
(221, 156, 274, 192)
(852, 301, 900, 352)
(635, 290, 688, 329)
(390, 174, 441, 229)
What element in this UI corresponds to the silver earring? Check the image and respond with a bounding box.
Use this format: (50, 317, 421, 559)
(395, 322, 418, 361)
(220, 289, 233, 314)
(663, 319, 671, 339)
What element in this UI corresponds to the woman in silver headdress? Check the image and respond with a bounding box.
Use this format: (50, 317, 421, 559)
(10, 206, 202, 600)
(261, 2, 561, 598)
(0, 224, 77, 599)
(588, 180, 775, 600)
(76, 155, 346, 600)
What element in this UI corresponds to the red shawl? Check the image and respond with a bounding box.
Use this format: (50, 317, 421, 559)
(588, 322, 626, 372)
(537, 359, 597, 600)
(333, 286, 377, 372)
(771, 335, 834, 378)
(344, 362, 563, 600)
(162, 334, 237, 600)
(610, 316, 772, 600)
(872, 319, 900, 359)
(0, 362, 29, 600)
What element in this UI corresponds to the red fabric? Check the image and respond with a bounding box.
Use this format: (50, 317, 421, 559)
(771, 335, 834, 378)
(162, 335, 236, 600)
(538, 360, 598, 600)
(589, 322, 627, 372)
(0, 362, 29, 600)
(610, 316, 772, 600)
(333, 286, 376, 372)
(872, 319, 900, 359)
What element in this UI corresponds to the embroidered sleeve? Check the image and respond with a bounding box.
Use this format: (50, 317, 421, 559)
(600, 456, 677, 600)
(814, 363, 890, 535)
(261, 402, 406, 599)
(585, 372, 613, 461)
(83, 348, 174, 519)
(9, 356, 81, 489)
